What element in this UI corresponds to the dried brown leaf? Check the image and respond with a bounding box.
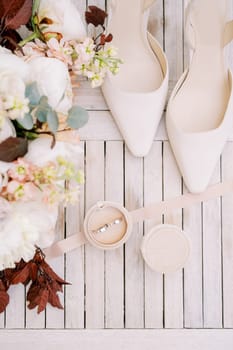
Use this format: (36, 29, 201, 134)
(10, 264, 30, 285)
(85, 6, 107, 27)
(41, 261, 69, 285)
(0, 0, 33, 30)
(27, 300, 38, 310)
(0, 290, 9, 313)
(29, 263, 38, 282)
(48, 288, 63, 310)
(37, 288, 49, 314)
(27, 283, 41, 302)
(0, 137, 28, 162)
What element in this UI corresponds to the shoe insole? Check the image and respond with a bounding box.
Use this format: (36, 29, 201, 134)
(171, 0, 230, 133)
(109, 0, 164, 93)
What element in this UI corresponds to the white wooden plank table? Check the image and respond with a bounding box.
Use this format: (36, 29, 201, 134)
(1, 0, 233, 348)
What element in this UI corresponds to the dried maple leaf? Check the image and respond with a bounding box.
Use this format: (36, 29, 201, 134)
(0, 290, 9, 313)
(0, 274, 9, 313)
(10, 264, 30, 285)
(29, 262, 38, 282)
(37, 288, 49, 314)
(25, 249, 69, 313)
(85, 6, 107, 27)
(0, 248, 70, 314)
(47, 286, 63, 310)
(40, 261, 69, 286)
(0, 280, 6, 292)
(27, 282, 41, 303)
(100, 33, 113, 46)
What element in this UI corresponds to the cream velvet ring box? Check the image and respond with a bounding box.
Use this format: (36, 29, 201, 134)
(44, 180, 233, 274)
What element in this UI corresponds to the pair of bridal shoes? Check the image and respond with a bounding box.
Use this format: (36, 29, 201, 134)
(102, 0, 233, 193)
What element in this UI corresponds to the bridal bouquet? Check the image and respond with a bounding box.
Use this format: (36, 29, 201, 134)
(0, 0, 121, 314)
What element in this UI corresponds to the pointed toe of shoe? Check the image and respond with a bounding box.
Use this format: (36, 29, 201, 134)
(101, 85, 165, 157)
(124, 130, 155, 157)
(181, 168, 213, 194)
(102, 72, 168, 158)
(166, 123, 226, 194)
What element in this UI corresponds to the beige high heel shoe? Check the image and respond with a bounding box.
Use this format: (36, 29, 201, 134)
(102, 0, 169, 157)
(166, 0, 233, 193)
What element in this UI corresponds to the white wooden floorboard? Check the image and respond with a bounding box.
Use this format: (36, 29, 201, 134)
(0, 313, 4, 329)
(144, 143, 163, 328)
(105, 141, 124, 329)
(85, 142, 105, 329)
(25, 286, 45, 329)
(1, 330, 233, 350)
(202, 163, 223, 328)
(5, 285, 25, 329)
(65, 144, 85, 329)
(183, 187, 203, 328)
(163, 142, 183, 329)
(124, 150, 144, 328)
(45, 206, 65, 329)
(222, 143, 233, 328)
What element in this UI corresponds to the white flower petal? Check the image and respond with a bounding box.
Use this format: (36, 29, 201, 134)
(0, 51, 30, 82)
(38, 0, 86, 41)
(0, 117, 16, 143)
(28, 57, 73, 114)
(25, 137, 83, 167)
(0, 201, 58, 269)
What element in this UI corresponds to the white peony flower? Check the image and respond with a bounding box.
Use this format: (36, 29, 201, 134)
(0, 46, 11, 55)
(38, 0, 86, 41)
(0, 72, 26, 101)
(0, 49, 30, 82)
(25, 137, 83, 167)
(0, 197, 11, 220)
(0, 201, 58, 270)
(28, 57, 73, 114)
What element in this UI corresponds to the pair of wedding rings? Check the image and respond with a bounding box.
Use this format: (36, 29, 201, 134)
(83, 201, 190, 274)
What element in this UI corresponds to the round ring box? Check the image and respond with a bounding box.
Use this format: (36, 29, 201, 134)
(141, 224, 190, 273)
(83, 201, 133, 250)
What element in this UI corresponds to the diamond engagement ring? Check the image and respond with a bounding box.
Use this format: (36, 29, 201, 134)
(92, 217, 123, 235)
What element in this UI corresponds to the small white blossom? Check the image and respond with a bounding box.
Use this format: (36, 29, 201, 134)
(1, 95, 29, 119)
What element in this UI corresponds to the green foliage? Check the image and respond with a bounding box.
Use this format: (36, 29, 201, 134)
(17, 113, 34, 130)
(67, 106, 89, 129)
(26, 82, 41, 106)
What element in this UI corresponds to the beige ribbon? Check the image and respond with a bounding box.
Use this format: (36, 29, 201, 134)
(44, 180, 233, 259)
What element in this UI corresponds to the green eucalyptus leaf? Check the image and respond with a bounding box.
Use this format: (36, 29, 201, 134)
(67, 106, 89, 129)
(47, 109, 59, 133)
(35, 107, 47, 123)
(26, 82, 41, 106)
(35, 97, 52, 123)
(17, 114, 34, 130)
(39, 96, 49, 107)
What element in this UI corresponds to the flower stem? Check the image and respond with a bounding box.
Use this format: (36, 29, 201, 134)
(19, 32, 39, 47)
